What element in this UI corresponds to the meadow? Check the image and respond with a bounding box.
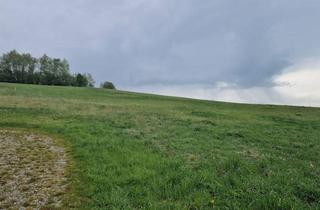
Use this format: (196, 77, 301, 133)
(0, 82, 319, 209)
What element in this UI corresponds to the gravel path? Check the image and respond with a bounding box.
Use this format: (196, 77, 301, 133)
(0, 130, 67, 209)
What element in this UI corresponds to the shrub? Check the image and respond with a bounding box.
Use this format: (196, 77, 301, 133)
(101, 81, 116, 90)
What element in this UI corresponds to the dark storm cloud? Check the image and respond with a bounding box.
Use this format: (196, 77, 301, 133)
(1, 0, 320, 87)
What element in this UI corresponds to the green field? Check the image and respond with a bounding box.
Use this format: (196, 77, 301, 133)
(0, 82, 319, 209)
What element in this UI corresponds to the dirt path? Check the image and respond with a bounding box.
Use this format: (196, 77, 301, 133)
(0, 130, 67, 209)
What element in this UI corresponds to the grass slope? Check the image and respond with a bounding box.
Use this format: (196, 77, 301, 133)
(0, 82, 319, 209)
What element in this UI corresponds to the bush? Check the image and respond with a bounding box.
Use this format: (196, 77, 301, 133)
(101, 81, 116, 90)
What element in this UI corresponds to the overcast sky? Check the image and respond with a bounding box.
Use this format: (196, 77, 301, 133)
(1, 0, 320, 106)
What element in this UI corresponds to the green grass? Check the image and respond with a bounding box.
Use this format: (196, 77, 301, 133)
(0, 82, 319, 209)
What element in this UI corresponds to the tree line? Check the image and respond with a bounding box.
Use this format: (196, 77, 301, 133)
(0, 50, 95, 87)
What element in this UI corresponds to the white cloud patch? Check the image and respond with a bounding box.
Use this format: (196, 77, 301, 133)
(128, 60, 320, 107)
(273, 60, 320, 106)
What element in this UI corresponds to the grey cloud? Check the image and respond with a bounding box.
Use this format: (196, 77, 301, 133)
(1, 0, 320, 88)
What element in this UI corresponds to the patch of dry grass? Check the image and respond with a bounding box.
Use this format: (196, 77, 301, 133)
(0, 130, 67, 209)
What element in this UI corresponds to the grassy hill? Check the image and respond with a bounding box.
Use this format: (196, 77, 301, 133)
(0, 82, 319, 209)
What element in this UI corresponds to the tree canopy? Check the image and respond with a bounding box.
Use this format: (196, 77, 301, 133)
(0, 50, 95, 87)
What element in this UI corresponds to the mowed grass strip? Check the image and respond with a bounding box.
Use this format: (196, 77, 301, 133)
(0, 82, 319, 209)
